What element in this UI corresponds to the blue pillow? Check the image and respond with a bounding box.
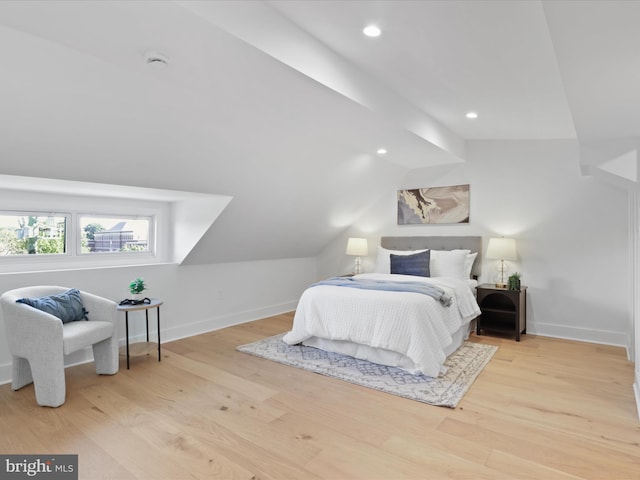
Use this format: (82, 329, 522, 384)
(16, 288, 89, 323)
(390, 250, 431, 277)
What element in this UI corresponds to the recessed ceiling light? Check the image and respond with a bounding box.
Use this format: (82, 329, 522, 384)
(377, 148, 387, 155)
(363, 25, 381, 38)
(466, 111, 478, 119)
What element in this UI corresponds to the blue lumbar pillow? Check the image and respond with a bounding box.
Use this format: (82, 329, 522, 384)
(16, 288, 89, 323)
(390, 250, 431, 277)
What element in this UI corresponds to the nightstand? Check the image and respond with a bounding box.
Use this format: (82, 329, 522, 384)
(476, 284, 527, 341)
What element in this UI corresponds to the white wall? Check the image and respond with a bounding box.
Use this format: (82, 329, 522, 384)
(319, 140, 631, 347)
(634, 193, 640, 418)
(0, 257, 316, 384)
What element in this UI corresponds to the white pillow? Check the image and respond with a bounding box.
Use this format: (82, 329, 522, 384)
(375, 246, 428, 274)
(464, 252, 478, 278)
(450, 249, 478, 278)
(430, 249, 469, 279)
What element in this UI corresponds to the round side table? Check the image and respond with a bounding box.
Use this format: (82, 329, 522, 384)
(116, 298, 163, 369)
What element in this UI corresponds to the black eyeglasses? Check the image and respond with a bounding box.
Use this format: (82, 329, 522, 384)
(119, 297, 151, 306)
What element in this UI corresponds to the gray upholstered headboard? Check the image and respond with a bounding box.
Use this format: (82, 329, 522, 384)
(381, 236, 482, 278)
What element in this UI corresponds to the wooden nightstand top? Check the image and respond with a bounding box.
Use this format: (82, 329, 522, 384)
(477, 284, 527, 292)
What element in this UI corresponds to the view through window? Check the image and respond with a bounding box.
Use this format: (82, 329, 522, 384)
(79, 216, 151, 254)
(0, 213, 152, 257)
(0, 214, 67, 256)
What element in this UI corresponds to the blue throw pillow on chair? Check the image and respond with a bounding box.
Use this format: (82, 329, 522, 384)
(16, 288, 89, 323)
(390, 250, 431, 277)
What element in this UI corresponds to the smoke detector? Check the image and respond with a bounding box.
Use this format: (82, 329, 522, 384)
(144, 51, 169, 69)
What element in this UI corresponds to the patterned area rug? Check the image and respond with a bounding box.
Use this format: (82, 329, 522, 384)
(237, 333, 497, 408)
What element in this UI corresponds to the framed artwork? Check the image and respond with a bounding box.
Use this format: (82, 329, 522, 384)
(397, 184, 470, 224)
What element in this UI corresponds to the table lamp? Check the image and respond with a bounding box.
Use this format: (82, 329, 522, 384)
(346, 238, 368, 275)
(486, 237, 517, 288)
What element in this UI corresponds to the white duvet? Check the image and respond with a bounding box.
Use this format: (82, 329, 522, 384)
(283, 273, 481, 377)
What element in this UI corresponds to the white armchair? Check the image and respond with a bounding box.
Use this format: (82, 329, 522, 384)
(0, 286, 119, 407)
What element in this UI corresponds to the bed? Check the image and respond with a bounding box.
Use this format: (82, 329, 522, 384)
(283, 236, 482, 377)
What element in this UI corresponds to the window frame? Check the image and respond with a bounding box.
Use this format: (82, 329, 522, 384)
(0, 189, 169, 274)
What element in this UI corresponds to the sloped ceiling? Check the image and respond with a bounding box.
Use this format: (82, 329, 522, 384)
(0, 1, 638, 264)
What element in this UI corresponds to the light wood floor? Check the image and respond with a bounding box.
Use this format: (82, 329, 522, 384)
(1, 312, 638, 479)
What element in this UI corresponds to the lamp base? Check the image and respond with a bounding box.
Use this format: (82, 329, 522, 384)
(493, 259, 509, 289)
(353, 257, 362, 275)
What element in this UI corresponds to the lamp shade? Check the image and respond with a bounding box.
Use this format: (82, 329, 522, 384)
(486, 237, 517, 261)
(346, 238, 368, 256)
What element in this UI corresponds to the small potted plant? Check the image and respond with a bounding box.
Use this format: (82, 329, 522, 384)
(129, 277, 146, 300)
(508, 272, 521, 291)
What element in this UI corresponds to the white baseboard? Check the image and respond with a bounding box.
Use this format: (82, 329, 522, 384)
(158, 300, 297, 344)
(527, 321, 628, 348)
(0, 300, 298, 386)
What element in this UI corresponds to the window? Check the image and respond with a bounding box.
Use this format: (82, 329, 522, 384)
(79, 216, 152, 255)
(0, 208, 158, 273)
(0, 174, 226, 273)
(0, 213, 68, 256)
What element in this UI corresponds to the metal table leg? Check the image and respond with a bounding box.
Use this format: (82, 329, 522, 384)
(125, 311, 130, 370)
(157, 306, 161, 362)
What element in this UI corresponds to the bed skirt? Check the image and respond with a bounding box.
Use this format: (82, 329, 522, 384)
(301, 321, 472, 376)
